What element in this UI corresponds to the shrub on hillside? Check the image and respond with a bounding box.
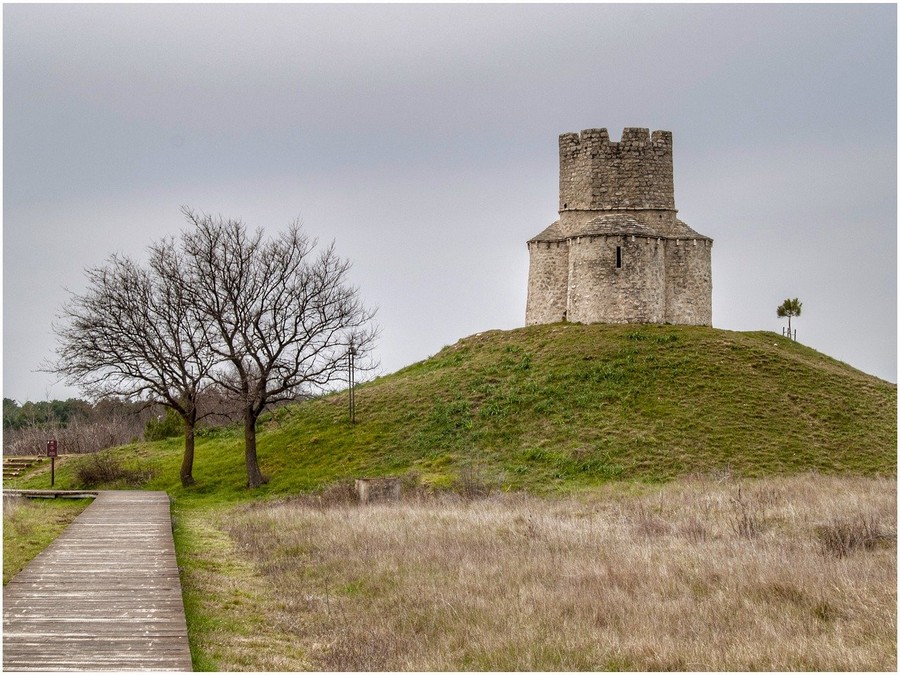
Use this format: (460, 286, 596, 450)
(817, 515, 891, 558)
(729, 485, 779, 539)
(144, 408, 183, 441)
(453, 465, 493, 499)
(75, 452, 151, 488)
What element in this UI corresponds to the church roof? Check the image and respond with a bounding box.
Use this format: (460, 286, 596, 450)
(527, 220, 563, 243)
(669, 218, 712, 240)
(579, 215, 658, 237)
(528, 215, 712, 243)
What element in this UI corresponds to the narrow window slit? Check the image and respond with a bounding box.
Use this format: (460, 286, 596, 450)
(616, 246, 622, 269)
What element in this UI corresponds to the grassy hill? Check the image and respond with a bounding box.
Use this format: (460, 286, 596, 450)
(10, 324, 897, 500)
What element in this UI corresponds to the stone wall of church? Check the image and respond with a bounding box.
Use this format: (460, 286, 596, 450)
(566, 235, 666, 324)
(525, 127, 713, 327)
(525, 240, 569, 325)
(664, 238, 713, 325)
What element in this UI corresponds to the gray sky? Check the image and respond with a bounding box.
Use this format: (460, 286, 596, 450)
(3, 3, 897, 403)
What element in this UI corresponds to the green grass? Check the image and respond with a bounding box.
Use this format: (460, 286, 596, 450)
(170, 504, 307, 671)
(8, 324, 896, 502)
(3, 497, 92, 584)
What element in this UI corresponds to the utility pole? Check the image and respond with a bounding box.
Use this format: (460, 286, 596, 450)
(348, 341, 357, 423)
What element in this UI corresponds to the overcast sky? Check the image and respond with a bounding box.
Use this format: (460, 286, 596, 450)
(3, 3, 897, 403)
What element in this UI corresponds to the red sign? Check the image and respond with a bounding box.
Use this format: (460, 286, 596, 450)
(46, 439, 58, 457)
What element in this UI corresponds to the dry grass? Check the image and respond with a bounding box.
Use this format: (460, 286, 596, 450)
(197, 475, 895, 671)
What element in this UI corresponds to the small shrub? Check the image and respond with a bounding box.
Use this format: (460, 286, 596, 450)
(453, 465, 492, 499)
(817, 515, 888, 558)
(144, 408, 183, 441)
(75, 452, 151, 488)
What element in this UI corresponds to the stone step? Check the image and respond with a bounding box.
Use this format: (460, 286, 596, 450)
(3, 458, 44, 466)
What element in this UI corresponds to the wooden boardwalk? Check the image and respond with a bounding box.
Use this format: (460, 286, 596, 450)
(3, 491, 192, 671)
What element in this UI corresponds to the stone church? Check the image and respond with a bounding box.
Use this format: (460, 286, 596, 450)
(525, 127, 712, 326)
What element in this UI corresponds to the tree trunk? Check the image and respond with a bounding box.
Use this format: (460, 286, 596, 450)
(244, 411, 267, 488)
(180, 410, 196, 487)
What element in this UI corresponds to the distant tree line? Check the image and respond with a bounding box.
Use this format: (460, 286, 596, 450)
(3, 396, 153, 456)
(4, 397, 93, 431)
(50, 208, 377, 488)
(3, 385, 291, 457)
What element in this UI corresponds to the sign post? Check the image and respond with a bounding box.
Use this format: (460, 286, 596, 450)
(46, 440, 58, 487)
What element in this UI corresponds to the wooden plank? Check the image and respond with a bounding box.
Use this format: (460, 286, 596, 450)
(3, 491, 193, 671)
(3, 489, 100, 500)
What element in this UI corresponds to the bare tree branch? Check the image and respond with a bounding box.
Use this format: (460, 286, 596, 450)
(179, 209, 378, 488)
(49, 241, 215, 486)
(50, 207, 378, 490)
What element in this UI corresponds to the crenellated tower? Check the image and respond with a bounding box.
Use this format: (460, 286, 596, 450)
(526, 127, 712, 326)
(559, 128, 674, 211)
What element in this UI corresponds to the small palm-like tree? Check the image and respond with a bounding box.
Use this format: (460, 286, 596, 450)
(777, 298, 802, 339)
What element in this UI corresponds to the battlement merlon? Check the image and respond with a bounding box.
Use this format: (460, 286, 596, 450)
(558, 128, 672, 152)
(558, 127, 675, 213)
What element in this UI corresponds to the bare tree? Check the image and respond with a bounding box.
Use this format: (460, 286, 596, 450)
(51, 240, 214, 486)
(180, 208, 377, 488)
